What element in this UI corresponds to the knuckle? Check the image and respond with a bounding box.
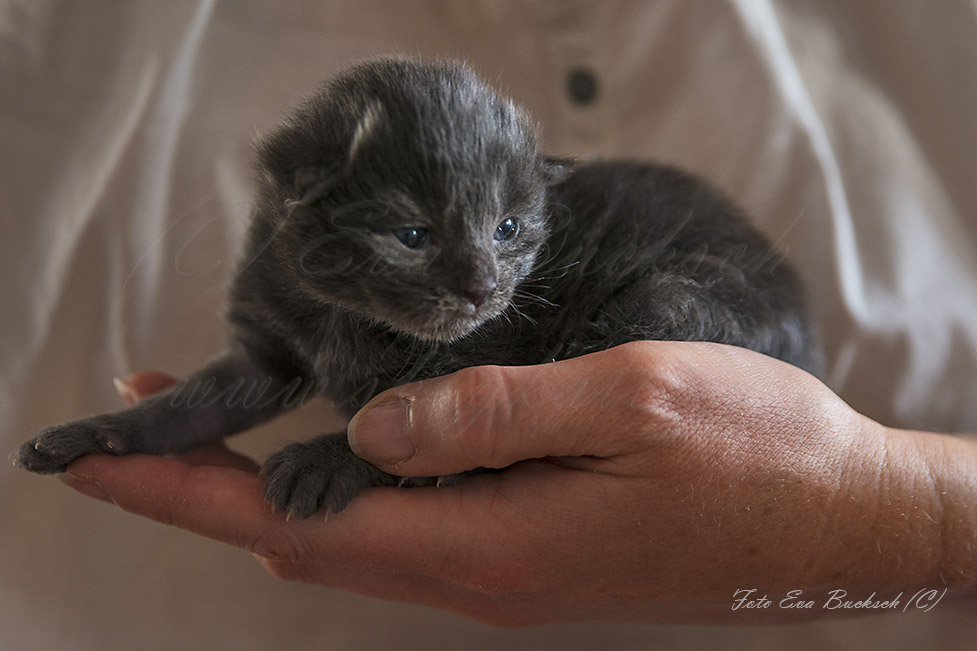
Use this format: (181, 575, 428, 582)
(608, 342, 696, 433)
(245, 525, 305, 565)
(450, 365, 511, 407)
(444, 365, 516, 468)
(254, 556, 305, 583)
(254, 555, 291, 581)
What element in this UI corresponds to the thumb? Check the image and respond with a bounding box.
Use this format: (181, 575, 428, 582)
(346, 343, 660, 477)
(113, 371, 179, 404)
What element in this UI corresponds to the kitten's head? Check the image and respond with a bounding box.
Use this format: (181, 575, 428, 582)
(255, 58, 559, 342)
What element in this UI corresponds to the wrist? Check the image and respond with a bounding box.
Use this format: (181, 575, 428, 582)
(900, 426, 977, 598)
(826, 419, 977, 602)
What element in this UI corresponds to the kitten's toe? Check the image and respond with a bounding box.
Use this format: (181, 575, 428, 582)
(263, 450, 333, 520)
(13, 436, 67, 474)
(15, 418, 131, 474)
(262, 435, 398, 519)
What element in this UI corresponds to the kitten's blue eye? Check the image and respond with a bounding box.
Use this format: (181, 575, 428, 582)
(494, 217, 519, 242)
(392, 227, 430, 249)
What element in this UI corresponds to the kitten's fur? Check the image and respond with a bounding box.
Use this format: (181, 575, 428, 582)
(15, 58, 817, 518)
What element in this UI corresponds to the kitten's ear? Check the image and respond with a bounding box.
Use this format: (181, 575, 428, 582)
(256, 124, 341, 205)
(541, 156, 573, 185)
(290, 165, 338, 206)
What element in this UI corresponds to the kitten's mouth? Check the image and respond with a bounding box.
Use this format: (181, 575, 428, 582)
(409, 307, 499, 342)
(378, 297, 507, 343)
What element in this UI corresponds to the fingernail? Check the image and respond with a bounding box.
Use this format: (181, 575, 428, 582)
(60, 473, 112, 503)
(347, 398, 415, 464)
(113, 377, 137, 406)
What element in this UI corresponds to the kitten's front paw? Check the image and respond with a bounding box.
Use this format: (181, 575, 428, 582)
(263, 433, 398, 519)
(14, 416, 132, 474)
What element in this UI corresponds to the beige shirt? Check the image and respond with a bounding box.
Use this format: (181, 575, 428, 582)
(2, 1, 974, 648)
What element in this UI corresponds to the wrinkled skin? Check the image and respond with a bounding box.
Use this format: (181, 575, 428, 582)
(59, 342, 977, 626)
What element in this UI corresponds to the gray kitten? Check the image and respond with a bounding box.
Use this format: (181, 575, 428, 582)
(15, 58, 817, 518)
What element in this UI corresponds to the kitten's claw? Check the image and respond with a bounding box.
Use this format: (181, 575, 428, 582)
(260, 433, 478, 519)
(262, 434, 399, 520)
(15, 417, 132, 474)
(262, 434, 466, 519)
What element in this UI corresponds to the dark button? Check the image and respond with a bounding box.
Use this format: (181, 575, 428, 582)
(566, 67, 599, 105)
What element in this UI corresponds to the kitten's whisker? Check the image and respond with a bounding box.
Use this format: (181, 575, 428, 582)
(505, 303, 538, 327)
(517, 282, 553, 292)
(525, 270, 572, 283)
(531, 260, 581, 279)
(513, 290, 557, 308)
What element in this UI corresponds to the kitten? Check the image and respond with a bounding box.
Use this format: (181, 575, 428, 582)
(15, 58, 817, 518)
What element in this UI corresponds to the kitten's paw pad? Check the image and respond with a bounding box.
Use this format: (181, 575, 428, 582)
(263, 440, 388, 519)
(15, 418, 131, 474)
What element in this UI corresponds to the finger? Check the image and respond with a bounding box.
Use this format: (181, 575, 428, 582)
(64, 454, 293, 554)
(114, 371, 179, 404)
(253, 558, 547, 627)
(173, 442, 261, 473)
(61, 452, 570, 591)
(277, 461, 607, 608)
(347, 342, 664, 476)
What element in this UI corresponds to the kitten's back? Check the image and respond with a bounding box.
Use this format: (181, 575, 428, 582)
(516, 160, 816, 371)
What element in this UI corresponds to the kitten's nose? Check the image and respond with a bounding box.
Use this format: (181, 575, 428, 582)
(463, 276, 497, 308)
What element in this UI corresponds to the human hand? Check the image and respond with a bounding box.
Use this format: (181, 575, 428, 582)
(61, 342, 977, 625)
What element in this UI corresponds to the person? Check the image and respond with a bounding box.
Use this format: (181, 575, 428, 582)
(62, 339, 977, 626)
(4, 0, 977, 647)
